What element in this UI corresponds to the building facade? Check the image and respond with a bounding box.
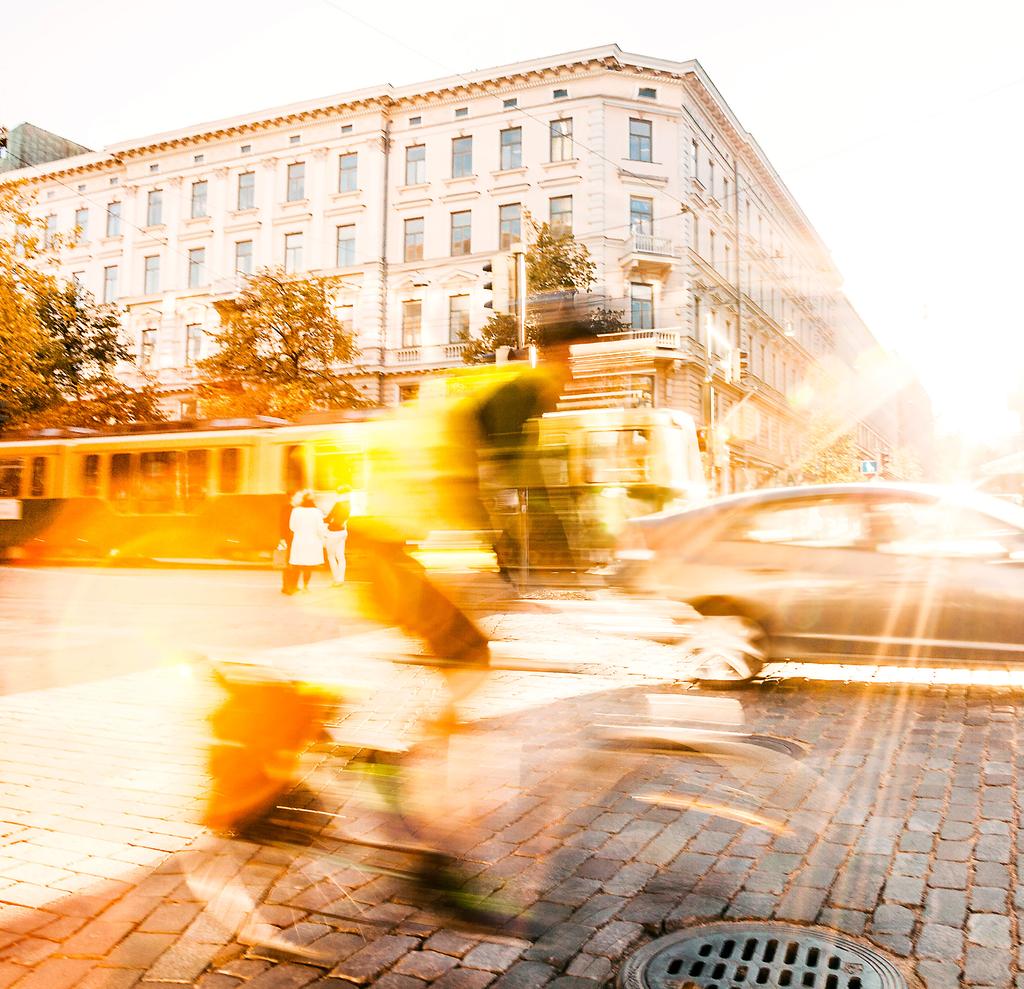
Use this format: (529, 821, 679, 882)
(5, 46, 907, 490)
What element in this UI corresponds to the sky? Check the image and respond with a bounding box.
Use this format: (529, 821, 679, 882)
(5, 0, 1024, 443)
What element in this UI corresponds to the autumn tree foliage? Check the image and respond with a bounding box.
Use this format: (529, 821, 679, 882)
(197, 267, 361, 419)
(0, 184, 161, 430)
(461, 216, 624, 364)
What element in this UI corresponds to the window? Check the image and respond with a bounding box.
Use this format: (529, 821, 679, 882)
(451, 136, 473, 178)
(235, 240, 253, 275)
(220, 449, 241, 494)
(44, 214, 57, 247)
(708, 160, 715, 199)
(553, 88, 568, 99)
(139, 451, 177, 511)
(140, 327, 157, 366)
(146, 190, 162, 226)
(549, 118, 573, 162)
(237, 171, 255, 210)
(499, 203, 521, 250)
(629, 196, 653, 234)
(286, 162, 305, 201)
(103, 265, 118, 303)
(284, 232, 303, 273)
(31, 457, 46, 498)
(335, 304, 354, 335)
(631, 283, 654, 330)
(109, 176, 119, 186)
(401, 300, 421, 347)
(240, 143, 252, 154)
(398, 383, 420, 403)
(338, 153, 357, 192)
(185, 323, 203, 365)
(336, 224, 356, 266)
(549, 195, 572, 237)
(690, 138, 699, 180)
(81, 456, 100, 497)
(638, 86, 657, 99)
(629, 119, 652, 162)
(0, 460, 21, 497)
(724, 243, 731, 280)
(194, 153, 204, 164)
(500, 127, 522, 170)
(503, 98, 517, 109)
(709, 229, 716, 267)
(409, 116, 422, 126)
(405, 145, 426, 185)
(729, 499, 865, 549)
(144, 255, 160, 295)
(450, 210, 471, 256)
(149, 163, 159, 173)
(404, 217, 424, 262)
(109, 453, 132, 502)
(74, 207, 89, 240)
(455, 107, 469, 118)
(723, 176, 730, 209)
(184, 449, 208, 502)
(448, 295, 470, 343)
(106, 202, 122, 237)
(191, 180, 208, 218)
(188, 247, 206, 288)
(289, 134, 301, 145)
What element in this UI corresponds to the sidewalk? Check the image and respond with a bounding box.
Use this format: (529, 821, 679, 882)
(1, 609, 1022, 988)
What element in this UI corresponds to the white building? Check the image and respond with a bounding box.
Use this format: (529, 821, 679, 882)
(6, 45, 904, 489)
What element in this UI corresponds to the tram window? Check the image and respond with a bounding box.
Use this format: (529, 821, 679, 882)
(82, 455, 101, 496)
(220, 448, 240, 493)
(314, 450, 361, 491)
(0, 459, 22, 497)
(139, 451, 178, 511)
(185, 449, 209, 502)
(30, 457, 46, 497)
(283, 445, 306, 492)
(584, 429, 652, 485)
(110, 453, 133, 502)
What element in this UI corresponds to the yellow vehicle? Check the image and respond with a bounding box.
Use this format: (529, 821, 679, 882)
(0, 404, 705, 569)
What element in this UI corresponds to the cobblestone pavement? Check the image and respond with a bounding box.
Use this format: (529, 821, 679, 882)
(1, 603, 1022, 988)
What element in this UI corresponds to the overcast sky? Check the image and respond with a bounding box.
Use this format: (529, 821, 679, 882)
(6, 0, 1023, 441)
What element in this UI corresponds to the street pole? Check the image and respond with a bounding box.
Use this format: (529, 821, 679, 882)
(512, 242, 529, 593)
(513, 244, 527, 349)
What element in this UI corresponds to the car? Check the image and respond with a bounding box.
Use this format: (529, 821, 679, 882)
(613, 483, 1024, 686)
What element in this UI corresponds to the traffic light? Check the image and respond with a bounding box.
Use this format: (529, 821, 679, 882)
(482, 253, 513, 315)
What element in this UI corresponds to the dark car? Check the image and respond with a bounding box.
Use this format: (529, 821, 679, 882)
(613, 483, 1024, 685)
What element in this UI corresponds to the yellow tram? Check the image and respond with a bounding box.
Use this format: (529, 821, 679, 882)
(0, 405, 704, 568)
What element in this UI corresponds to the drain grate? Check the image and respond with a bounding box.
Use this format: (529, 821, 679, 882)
(618, 922, 909, 989)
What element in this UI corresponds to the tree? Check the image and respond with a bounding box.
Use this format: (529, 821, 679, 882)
(462, 216, 624, 364)
(0, 183, 58, 429)
(197, 267, 361, 419)
(0, 185, 162, 431)
(792, 415, 863, 484)
(25, 281, 165, 428)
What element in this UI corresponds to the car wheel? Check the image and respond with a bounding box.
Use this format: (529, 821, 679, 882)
(683, 613, 765, 688)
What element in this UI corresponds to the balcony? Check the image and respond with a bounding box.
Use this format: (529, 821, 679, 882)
(384, 343, 469, 368)
(622, 232, 679, 277)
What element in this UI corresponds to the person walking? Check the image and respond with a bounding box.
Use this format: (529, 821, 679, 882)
(279, 490, 300, 595)
(288, 491, 326, 591)
(324, 486, 350, 586)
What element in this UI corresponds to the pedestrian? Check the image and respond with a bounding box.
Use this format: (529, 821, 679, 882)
(324, 486, 351, 586)
(288, 490, 326, 591)
(279, 490, 300, 595)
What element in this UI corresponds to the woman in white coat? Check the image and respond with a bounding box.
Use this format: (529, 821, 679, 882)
(288, 491, 326, 590)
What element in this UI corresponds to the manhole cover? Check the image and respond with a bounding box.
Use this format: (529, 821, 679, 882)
(618, 922, 909, 989)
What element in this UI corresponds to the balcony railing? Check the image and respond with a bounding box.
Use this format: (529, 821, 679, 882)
(387, 343, 468, 366)
(627, 232, 679, 259)
(593, 328, 686, 350)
